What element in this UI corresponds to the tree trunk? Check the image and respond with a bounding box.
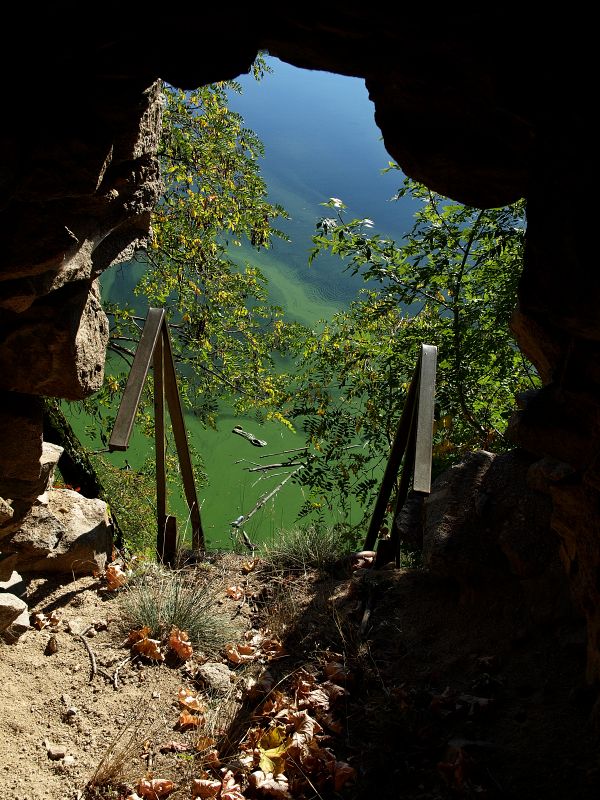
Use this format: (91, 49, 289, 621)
(42, 399, 104, 498)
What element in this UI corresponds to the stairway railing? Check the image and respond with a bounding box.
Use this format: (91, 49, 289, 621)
(363, 343, 437, 566)
(108, 308, 204, 563)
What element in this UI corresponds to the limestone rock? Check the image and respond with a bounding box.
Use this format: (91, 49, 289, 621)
(0, 282, 108, 400)
(0, 393, 43, 486)
(0, 569, 24, 594)
(0, 593, 27, 633)
(0, 498, 14, 527)
(0, 435, 62, 537)
(46, 743, 67, 761)
(0, 552, 17, 582)
(39, 442, 64, 490)
(2, 607, 31, 643)
(5, 488, 112, 575)
(422, 449, 561, 592)
(193, 662, 235, 694)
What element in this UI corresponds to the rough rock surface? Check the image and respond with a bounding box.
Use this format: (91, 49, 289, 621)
(0, 281, 109, 398)
(0, 593, 27, 633)
(422, 449, 565, 597)
(193, 661, 235, 694)
(4, 488, 112, 575)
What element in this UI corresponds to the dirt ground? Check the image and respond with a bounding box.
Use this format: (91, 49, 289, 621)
(1, 552, 599, 800)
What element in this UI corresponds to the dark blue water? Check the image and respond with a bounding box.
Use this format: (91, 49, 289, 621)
(224, 56, 416, 322)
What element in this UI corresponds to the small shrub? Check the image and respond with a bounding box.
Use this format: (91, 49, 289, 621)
(93, 456, 157, 557)
(118, 568, 232, 656)
(261, 523, 352, 575)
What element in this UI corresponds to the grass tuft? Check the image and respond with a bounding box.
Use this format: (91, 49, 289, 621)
(260, 523, 352, 575)
(118, 567, 232, 657)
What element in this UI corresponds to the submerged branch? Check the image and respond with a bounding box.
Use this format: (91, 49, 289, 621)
(231, 465, 304, 528)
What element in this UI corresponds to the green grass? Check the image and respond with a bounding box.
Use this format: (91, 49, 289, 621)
(260, 523, 353, 575)
(118, 566, 233, 657)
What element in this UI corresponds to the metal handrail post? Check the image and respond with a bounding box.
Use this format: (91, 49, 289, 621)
(109, 309, 165, 451)
(108, 307, 205, 558)
(160, 320, 204, 550)
(363, 343, 437, 561)
(363, 357, 420, 551)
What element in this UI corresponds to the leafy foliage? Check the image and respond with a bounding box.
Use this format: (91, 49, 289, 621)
(291, 176, 539, 523)
(71, 61, 306, 549)
(92, 456, 158, 557)
(107, 73, 301, 431)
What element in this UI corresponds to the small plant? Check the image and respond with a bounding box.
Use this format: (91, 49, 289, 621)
(118, 567, 232, 657)
(261, 523, 352, 575)
(84, 711, 151, 799)
(93, 455, 158, 557)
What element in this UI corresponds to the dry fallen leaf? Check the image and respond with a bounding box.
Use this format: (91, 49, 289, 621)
(245, 670, 274, 699)
(105, 563, 128, 591)
(316, 710, 343, 735)
(132, 636, 164, 662)
(126, 626, 151, 646)
(191, 778, 221, 798)
(169, 627, 193, 660)
(32, 611, 60, 630)
(220, 769, 246, 800)
(258, 690, 288, 717)
(136, 778, 175, 799)
(249, 770, 292, 798)
(323, 660, 352, 684)
(177, 710, 204, 730)
(333, 760, 356, 791)
(226, 585, 244, 601)
(178, 686, 205, 712)
(286, 710, 323, 755)
(194, 735, 217, 752)
(225, 642, 257, 664)
(203, 749, 221, 768)
(241, 559, 259, 574)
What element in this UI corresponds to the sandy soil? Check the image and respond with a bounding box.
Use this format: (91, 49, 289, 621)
(1, 554, 599, 800)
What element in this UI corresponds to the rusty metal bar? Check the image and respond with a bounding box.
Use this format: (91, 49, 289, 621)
(108, 307, 205, 557)
(157, 514, 178, 567)
(364, 343, 437, 562)
(160, 320, 205, 551)
(363, 359, 420, 551)
(153, 333, 166, 538)
(109, 308, 165, 451)
(413, 344, 437, 493)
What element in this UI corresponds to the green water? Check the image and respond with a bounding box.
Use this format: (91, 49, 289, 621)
(88, 57, 418, 548)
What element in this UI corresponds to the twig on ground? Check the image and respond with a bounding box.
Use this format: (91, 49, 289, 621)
(77, 626, 98, 682)
(113, 655, 134, 690)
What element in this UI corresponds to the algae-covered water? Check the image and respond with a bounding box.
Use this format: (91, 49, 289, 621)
(83, 57, 417, 548)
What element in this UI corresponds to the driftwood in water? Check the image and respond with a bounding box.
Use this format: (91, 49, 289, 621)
(232, 425, 267, 447)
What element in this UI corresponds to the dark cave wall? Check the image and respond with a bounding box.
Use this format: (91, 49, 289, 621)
(1, 7, 600, 677)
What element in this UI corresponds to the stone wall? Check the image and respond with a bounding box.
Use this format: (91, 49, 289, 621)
(1, 8, 600, 678)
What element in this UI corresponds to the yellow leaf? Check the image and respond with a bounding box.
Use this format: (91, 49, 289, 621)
(258, 726, 290, 776)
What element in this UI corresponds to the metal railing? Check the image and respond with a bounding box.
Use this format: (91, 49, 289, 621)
(108, 308, 204, 563)
(363, 343, 437, 566)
